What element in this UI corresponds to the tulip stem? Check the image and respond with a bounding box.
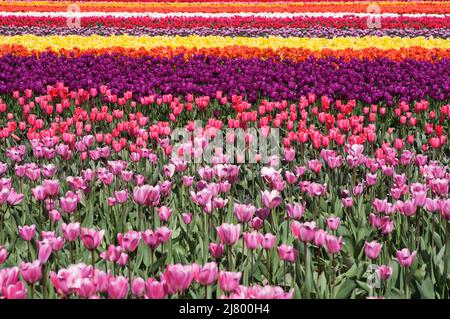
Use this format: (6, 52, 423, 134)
(30, 283, 34, 299)
(404, 267, 409, 299)
(70, 241, 74, 264)
(91, 249, 95, 268)
(443, 220, 449, 299)
(42, 264, 48, 299)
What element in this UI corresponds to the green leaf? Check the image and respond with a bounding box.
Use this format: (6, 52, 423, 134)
(417, 276, 435, 299)
(335, 279, 356, 299)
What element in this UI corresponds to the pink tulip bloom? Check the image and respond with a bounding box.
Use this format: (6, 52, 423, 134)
(18, 224, 36, 241)
(342, 197, 353, 207)
(277, 244, 297, 263)
(396, 248, 417, 267)
(261, 190, 281, 209)
(326, 216, 341, 231)
(440, 199, 450, 220)
(114, 190, 128, 204)
(182, 213, 193, 225)
(20, 260, 42, 284)
(81, 228, 105, 250)
(0, 246, 8, 264)
(145, 278, 167, 299)
(324, 234, 343, 254)
(378, 265, 393, 280)
(164, 264, 195, 293)
(314, 229, 327, 247)
(37, 240, 52, 263)
(218, 271, 241, 293)
(131, 277, 145, 298)
(424, 198, 439, 213)
(7, 189, 24, 206)
(158, 206, 173, 222)
(291, 221, 316, 243)
(142, 230, 160, 249)
(32, 185, 47, 201)
(107, 276, 129, 299)
(286, 202, 305, 220)
(2, 281, 27, 299)
(78, 278, 97, 299)
(234, 203, 256, 223)
(61, 222, 80, 242)
(209, 243, 224, 259)
(262, 233, 276, 250)
(243, 231, 263, 250)
(43, 179, 60, 197)
(217, 223, 241, 245)
(364, 241, 383, 260)
(60, 194, 79, 214)
(196, 262, 218, 286)
(117, 230, 141, 253)
(155, 226, 172, 243)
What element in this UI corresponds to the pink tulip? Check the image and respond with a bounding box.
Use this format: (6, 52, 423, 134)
(217, 223, 241, 245)
(7, 189, 24, 206)
(182, 213, 192, 225)
(218, 271, 241, 293)
(234, 203, 256, 223)
(37, 240, 52, 263)
(0, 246, 8, 264)
(158, 206, 172, 222)
(18, 225, 36, 241)
(61, 222, 80, 241)
(196, 262, 218, 286)
(314, 229, 327, 247)
(277, 244, 297, 263)
(378, 265, 393, 280)
(145, 278, 167, 299)
(286, 202, 305, 220)
(291, 221, 316, 243)
(32, 185, 47, 201)
(107, 276, 129, 299)
(43, 179, 60, 197)
(243, 231, 263, 250)
(364, 241, 383, 260)
(20, 260, 42, 284)
(142, 230, 160, 249)
(396, 249, 417, 267)
(209, 243, 224, 259)
(81, 228, 105, 250)
(114, 190, 128, 204)
(164, 264, 195, 293)
(440, 199, 450, 220)
(60, 195, 78, 214)
(2, 281, 27, 299)
(117, 230, 141, 253)
(78, 278, 97, 299)
(324, 234, 343, 254)
(326, 216, 341, 231)
(261, 190, 281, 209)
(155, 226, 172, 243)
(131, 277, 145, 297)
(262, 233, 276, 250)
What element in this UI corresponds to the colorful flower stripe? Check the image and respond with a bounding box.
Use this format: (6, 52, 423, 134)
(2, 26, 449, 39)
(0, 53, 448, 103)
(36, 0, 443, 2)
(1, 35, 449, 52)
(1, 2, 449, 14)
(1, 15, 448, 30)
(1, 12, 448, 19)
(3, 44, 449, 62)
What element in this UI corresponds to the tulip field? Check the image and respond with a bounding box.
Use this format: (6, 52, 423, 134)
(0, 0, 449, 300)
